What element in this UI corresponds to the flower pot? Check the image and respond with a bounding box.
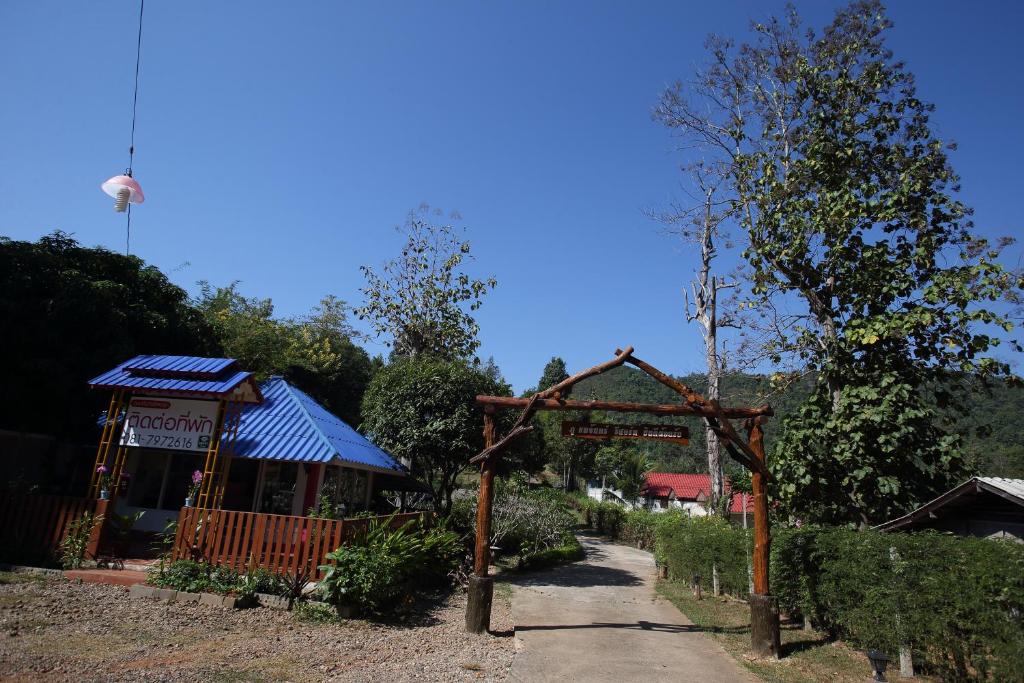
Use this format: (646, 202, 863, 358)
(99, 489, 110, 501)
(184, 497, 194, 508)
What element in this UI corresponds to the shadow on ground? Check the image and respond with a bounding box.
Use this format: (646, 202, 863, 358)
(506, 561, 642, 588)
(515, 620, 749, 635)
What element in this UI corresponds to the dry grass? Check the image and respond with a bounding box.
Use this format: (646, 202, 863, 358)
(657, 580, 930, 683)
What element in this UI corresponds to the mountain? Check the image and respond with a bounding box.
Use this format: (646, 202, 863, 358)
(570, 366, 1024, 479)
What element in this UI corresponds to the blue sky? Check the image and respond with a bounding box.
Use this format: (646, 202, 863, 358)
(1, 1, 1021, 392)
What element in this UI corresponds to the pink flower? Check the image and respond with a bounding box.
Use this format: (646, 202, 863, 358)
(191, 470, 203, 485)
(97, 465, 108, 474)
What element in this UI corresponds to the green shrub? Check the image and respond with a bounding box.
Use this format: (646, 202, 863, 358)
(656, 514, 750, 596)
(516, 534, 584, 571)
(59, 512, 100, 569)
(621, 509, 657, 550)
(317, 515, 461, 615)
(593, 502, 626, 537)
(770, 528, 1024, 681)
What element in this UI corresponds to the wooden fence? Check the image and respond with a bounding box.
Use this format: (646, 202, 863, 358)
(171, 508, 429, 578)
(0, 493, 98, 566)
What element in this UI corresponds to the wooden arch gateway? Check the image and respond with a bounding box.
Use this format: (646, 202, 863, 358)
(464, 346, 781, 658)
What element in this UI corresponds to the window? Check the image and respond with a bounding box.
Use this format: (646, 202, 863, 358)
(259, 462, 298, 516)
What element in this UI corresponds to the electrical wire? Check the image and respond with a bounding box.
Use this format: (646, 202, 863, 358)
(126, 0, 145, 255)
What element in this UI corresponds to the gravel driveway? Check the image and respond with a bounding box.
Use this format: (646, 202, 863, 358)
(0, 573, 514, 682)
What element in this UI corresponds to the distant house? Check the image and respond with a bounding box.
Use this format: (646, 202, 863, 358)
(876, 477, 1024, 543)
(587, 472, 754, 524)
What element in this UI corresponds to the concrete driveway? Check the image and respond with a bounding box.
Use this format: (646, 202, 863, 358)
(505, 532, 756, 682)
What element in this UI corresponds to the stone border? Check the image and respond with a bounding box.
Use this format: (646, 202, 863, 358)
(0, 563, 64, 578)
(128, 583, 240, 609)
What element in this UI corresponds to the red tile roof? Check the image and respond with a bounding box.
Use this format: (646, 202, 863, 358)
(642, 472, 753, 514)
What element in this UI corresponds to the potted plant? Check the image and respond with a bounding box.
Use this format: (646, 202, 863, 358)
(185, 470, 203, 507)
(96, 465, 113, 500)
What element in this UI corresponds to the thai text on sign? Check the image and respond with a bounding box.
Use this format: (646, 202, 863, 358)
(120, 396, 219, 452)
(561, 421, 689, 445)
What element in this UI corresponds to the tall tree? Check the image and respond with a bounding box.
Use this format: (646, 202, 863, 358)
(360, 356, 510, 512)
(659, 169, 737, 514)
(655, 1, 1021, 526)
(0, 232, 219, 440)
(357, 205, 496, 360)
(195, 283, 373, 427)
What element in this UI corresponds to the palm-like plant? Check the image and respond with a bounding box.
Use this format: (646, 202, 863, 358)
(613, 450, 652, 507)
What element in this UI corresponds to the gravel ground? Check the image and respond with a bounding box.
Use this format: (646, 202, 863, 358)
(0, 574, 514, 682)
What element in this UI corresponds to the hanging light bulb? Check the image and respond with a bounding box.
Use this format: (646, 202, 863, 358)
(101, 174, 145, 213)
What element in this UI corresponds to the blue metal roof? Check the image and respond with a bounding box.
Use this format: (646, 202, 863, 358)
(89, 355, 262, 403)
(231, 377, 407, 472)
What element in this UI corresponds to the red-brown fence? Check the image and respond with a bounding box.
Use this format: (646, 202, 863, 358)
(171, 508, 429, 578)
(0, 493, 98, 566)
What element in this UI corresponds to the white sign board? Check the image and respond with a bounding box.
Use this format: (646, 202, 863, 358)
(120, 396, 219, 452)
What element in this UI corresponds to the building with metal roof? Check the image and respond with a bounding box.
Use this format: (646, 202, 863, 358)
(876, 476, 1024, 543)
(88, 355, 421, 532)
(89, 354, 263, 403)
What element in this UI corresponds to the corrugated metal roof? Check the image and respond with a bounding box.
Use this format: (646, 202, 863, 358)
(231, 377, 406, 472)
(89, 355, 262, 403)
(978, 477, 1024, 503)
(123, 355, 236, 378)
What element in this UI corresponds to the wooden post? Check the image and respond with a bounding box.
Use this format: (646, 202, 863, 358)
(85, 498, 111, 560)
(748, 419, 780, 658)
(467, 407, 497, 634)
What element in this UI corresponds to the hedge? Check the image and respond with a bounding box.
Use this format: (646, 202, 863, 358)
(770, 527, 1024, 681)
(653, 515, 1024, 681)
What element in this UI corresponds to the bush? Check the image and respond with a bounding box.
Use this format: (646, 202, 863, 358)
(770, 528, 1024, 681)
(450, 477, 578, 558)
(593, 502, 626, 537)
(656, 514, 750, 596)
(620, 509, 657, 550)
(516, 534, 584, 571)
(148, 560, 286, 601)
(317, 515, 461, 615)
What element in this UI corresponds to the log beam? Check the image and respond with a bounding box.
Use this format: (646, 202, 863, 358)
(475, 395, 772, 419)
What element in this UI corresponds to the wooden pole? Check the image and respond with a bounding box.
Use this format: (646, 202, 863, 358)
(467, 407, 497, 634)
(748, 419, 780, 658)
(475, 395, 772, 419)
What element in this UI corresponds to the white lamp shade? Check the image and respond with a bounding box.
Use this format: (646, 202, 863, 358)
(101, 175, 145, 204)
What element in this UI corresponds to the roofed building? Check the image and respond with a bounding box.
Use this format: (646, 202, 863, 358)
(876, 477, 1024, 542)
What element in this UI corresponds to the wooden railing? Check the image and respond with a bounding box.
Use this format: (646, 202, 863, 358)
(0, 493, 98, 565)
(171, 508, 429, 578)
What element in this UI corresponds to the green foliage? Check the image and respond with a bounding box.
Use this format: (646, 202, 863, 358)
(655, 514, 750, 596)
(515, 534, 584, 571)
(195, 283, 373, 427)
(360, 355, 510, 512)
(0, 233, 219, 444)
(771, 372, 968, 527)
(148, 559, 242, 595)
(58, 512, 101, 569)
(317, 516, 461, 615)
(619, 508, 658, 551)
(356, 205, 496, 360)
(579, 500, 627, 538)
(452, 477, 578, 558)
(293, 600, 343, 624)
(306, 493, 340, 520)
(771, 528, 1024, 681)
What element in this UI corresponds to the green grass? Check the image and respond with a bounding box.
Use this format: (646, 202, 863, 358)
(656, 580, 916, 683)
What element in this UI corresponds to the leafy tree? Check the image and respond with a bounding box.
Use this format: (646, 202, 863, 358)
(0, 232, 219, 440)
(195, 283, 373, 427)
(537, 357, 571, 396)
(360, 356, 510, 513)
(356, 206, 496, 360)
(655, 1, 1021, 526)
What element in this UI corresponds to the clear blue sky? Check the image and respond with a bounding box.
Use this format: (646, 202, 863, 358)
(1, 1, 1021, 392)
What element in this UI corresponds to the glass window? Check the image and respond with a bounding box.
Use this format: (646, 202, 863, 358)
(162, 451, 205, 510)
(259, 462, 298, 516)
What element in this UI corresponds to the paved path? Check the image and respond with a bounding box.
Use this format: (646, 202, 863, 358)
(506, 533, 755, 682)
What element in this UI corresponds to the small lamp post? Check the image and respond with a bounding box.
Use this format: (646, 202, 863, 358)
(866, 650, 889, 682)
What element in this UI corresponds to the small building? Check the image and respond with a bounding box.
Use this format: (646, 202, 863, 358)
(875, 477, 1024, 543)
(587, 472, 754, 524)
(90, 355, 420, 532)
